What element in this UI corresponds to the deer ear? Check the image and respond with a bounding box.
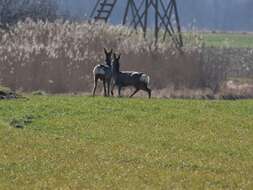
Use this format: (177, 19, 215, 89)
(110, 49, 113, 54)
(104, 48, 107, 54)
(118, 54, 121, 60)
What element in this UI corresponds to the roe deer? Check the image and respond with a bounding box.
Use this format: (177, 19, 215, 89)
(92, 48, 113, 97)
(111, 54, 151, 98)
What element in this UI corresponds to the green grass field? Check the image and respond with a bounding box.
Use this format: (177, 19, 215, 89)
(0, 96, 253, 189)
(182, 32, 253, 48)
(201, 32, 253, 48)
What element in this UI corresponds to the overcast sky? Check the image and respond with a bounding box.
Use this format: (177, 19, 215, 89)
(57, 0, 253, 31)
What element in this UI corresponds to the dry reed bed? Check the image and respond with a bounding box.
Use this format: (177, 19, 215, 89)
(0, 20, 252, 98)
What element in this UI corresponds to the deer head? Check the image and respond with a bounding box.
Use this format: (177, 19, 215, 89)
(104, 48, 113, 66)
(112, 53, 121, 73)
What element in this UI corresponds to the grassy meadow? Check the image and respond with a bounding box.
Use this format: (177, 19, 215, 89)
(201, 32, 253, 48)
(0, 21, 253, 189)
(0, 96, 253, 189)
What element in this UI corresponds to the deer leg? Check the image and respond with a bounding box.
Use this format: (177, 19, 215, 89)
(111, 83, 115, 96)
(103, 79, 107, 97)
(92, 75, 99, 97)
(107, 80, 110, 97)
(144, 86, 152, 99)
(129, 88, 139, 98)
(118, 86, 122, 97)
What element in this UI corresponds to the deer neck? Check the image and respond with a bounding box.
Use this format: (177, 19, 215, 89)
(112, 63, 120, 78)
(105, 59, 111, 66)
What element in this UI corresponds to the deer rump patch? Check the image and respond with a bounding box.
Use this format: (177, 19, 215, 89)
(140, 74, 150, 84)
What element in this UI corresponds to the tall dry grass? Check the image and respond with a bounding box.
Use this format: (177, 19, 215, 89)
(0, 20, 252, 97)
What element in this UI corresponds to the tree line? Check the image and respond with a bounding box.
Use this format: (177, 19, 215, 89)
(0, 0, 58, 29)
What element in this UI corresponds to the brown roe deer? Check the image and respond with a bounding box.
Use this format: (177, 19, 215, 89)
(92, 48, 113, 97)
(111, 54, 151, 98)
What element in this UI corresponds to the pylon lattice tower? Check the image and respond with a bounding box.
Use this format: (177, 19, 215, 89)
(90, 0, 183, 47)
